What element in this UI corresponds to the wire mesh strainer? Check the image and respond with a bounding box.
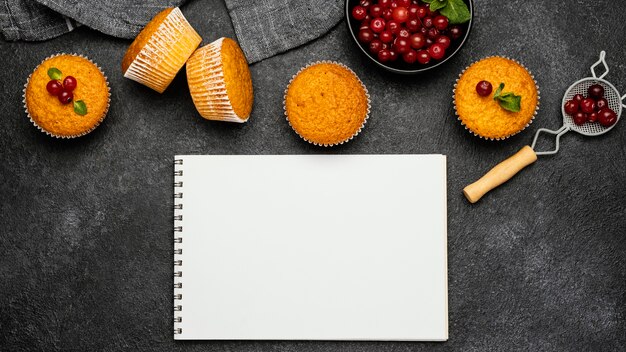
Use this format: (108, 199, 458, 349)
(464, 51, 625, 203)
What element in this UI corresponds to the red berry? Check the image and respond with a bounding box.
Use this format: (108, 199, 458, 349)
(416, 6, 428, 18)
(423, 17, 433, 28)
(369, 39, 384, 55)
(573, 94, 584, 102)
(62, 76, 77, 92)
(433, 15, 449, 30)
(416, 50, 431, 64)
(58, 90, 73, 104)
(427, 28, 439, 39)
(588, 84, 604, 99)
(359, 22, 370, 31)
(358, 29, 374, 43)
(403, 49, 418, 64)
(379, 30, 394, 43)
(595, 98, 608, 111)
(580, 98, 596, 114)
(476, 81, 493, 97)
(369, 4, 383, 18)
(370, 18, 386, 33)
(352, 6, 368, 21)
(398, 28, 411, 38)
(409, 33, 426, 49)
(360, 0, 372, 6)
(448, 25, 463, 40)
(397, 0, 410, 7)
(46, 80, 63, 96)
(392, 7, 409, 23)
(378, 0, 390, 7)
(393, 37, 410, 54)
(386, 20, 401, 34)
(408, 4, 419, 18)
(597, 107, 617, 127)
(564, 100, 579, 115)
(428, 43, 446, 60)
(573, 112, 587, 126)
(388, 50, 399, 61)
(383, 8, 393, 20)
(435, 35, 451, 49)
(588, 112, 598, 123)
(406, 18, 421, 32)
(377, 49, 391, 63)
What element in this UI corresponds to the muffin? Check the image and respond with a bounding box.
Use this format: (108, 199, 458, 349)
(122, 7, 201, 93)
(24, 54, 110, 138)
(284, 62, 370, 146)
(454, 56, 539, 140)
(186, 38, 253, 123)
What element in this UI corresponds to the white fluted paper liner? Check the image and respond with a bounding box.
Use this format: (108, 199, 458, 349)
(124, 7, 201, 93)
(22, 53, 111, 139)
(186, 38, 248, 123)
(283, 61, 371, 147)
(452, 56, 541, 141)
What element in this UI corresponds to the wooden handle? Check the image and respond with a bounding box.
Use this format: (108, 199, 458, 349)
(463, 146, 538, 203)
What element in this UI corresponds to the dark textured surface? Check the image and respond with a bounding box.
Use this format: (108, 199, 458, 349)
(1, 0, 625, 351)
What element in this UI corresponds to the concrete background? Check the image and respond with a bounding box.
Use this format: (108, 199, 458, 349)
(1, 0, 624, 351)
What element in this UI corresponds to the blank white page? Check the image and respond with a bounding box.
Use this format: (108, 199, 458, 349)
(173, 154, 447, 341)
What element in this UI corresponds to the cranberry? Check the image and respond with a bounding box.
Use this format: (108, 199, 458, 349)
(596, 98, 608, 111)
(588, 112, 598, 123)
(46, 80, 63, 96)
(564, 99, 579, 115)
(476, 81, 493, 97)
(409, 33, 426, 49)
(370, 4, 383, 17)
(58, 90, 73, 104)
(573, 93, 584, 102)
(398, 28, 411, 38)
(433, 15, 449, 30)
(370, 18, 386, 33)
(390, 2, 398, 9)
(420, 27, 428, 35)
(573, 112, 587, 126)
(383, 8, 393, 20)
(360, 0, 372, 7)
(423, 3, 433, 16)
(379, 30, 394, 43)
(416, 6, 428, 18)
(580, 98, 596, 114)
(448, 25, 463, 40)
(588, 84, 604, 98)
(352, 6, 368, 21)
(62, 76, 77, 92)
(408, 4, 419, 18)
(369, 39, 384, 54)
(406, 18, 421, 31)
(423, 17, 433, 28)
(416, 50, 431, 64)
(386, 20, 401, 34)
(392, 7, 409, 23)
(377, 49, 391, 62)
(397, 0, 410, 7)
(393, 37, 410, 54)
(428, 43, 446, 60)
(388, 50, 399, 61)
(359, 22, 370, 31)
(436, 35, 451, 49)
(358, 29, 374, 43)
(597, 107, 617, 127)
(427, 28, 439, 39)
(403, 49, 418, 64)
(378, 0, 390, 7)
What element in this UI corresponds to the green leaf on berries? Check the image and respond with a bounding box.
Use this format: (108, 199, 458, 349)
(493, 83, 522, 113)
(47, 67, 62, 80)
(427, 0, 448, 12)
(73, 100, 87, 116)
(440, 0, 471, 24)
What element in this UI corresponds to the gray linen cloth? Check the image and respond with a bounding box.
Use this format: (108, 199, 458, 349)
(0, 0, 344, 63)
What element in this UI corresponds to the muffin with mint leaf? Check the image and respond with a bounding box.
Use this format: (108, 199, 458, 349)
(24, 54, 110, 138)
(453, 56, 540, 140)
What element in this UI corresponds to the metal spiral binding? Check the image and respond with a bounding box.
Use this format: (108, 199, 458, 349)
(174, 158, 183, 335)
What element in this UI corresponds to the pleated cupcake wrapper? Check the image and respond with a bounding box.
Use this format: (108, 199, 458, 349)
(22, 53, 111, 139)
(186, 38, 247, 123)
(452, 56, 541, 141)
(283, 61, 371, 147)
(124, 7, 201, 93)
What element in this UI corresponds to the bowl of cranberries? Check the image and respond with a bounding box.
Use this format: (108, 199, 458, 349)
(346, 0, 473, 74)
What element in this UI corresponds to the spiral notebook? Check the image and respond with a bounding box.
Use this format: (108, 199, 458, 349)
(173, 154, 448, 341)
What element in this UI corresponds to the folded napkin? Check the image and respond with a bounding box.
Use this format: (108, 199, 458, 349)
(0, 0, 343, 63)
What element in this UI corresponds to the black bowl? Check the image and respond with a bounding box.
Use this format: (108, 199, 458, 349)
(345, 0, 474, 74)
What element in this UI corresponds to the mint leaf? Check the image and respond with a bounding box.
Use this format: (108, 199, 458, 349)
(493, 83, 522, 113)
(440, 0, 471, 24)
(429, 0, 448, 12)
(47, 67, 62, 80)
(73, 100, 88, 116)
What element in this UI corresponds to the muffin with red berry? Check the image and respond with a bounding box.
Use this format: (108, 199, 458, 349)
(24, 54, 110, 138)
(453, 56, 539, 140)
(348, 0, 472, 71)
